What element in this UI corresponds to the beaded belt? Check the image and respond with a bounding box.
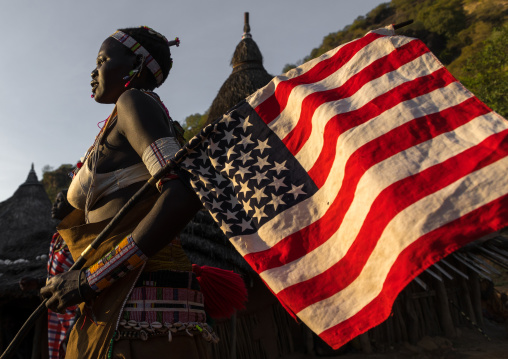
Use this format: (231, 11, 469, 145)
(115, 321, 219, 343)
(120, 270, 206, 327)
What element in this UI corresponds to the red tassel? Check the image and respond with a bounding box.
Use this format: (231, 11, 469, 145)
(192, 264, 248, 319)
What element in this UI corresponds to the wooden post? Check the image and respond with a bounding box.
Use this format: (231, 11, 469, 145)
(469, 272, 485, 328)
(434, 278, 456, 338)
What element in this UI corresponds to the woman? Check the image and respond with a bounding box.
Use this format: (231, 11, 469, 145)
(40, 27, 212, 359)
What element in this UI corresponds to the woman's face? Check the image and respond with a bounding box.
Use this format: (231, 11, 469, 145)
(51, 192, 73, 220)
(91, 38, 136, 104)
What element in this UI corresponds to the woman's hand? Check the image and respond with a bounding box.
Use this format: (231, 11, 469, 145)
(40, 270, 95, 313)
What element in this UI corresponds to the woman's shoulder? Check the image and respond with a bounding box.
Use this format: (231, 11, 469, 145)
(117, 88, 157, 111)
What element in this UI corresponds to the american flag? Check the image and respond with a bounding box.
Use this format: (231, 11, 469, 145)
(178, 26, 508, 348)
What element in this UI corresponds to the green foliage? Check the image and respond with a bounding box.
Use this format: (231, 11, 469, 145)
(459, 24, 508, 118)
(181, 112, 209, 141)
(42, 164, 74, 203)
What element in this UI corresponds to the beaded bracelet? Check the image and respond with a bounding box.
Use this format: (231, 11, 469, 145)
(85, 235, 147, 293)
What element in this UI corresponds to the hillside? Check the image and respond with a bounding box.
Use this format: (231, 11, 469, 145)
(283, 0, 507, 117)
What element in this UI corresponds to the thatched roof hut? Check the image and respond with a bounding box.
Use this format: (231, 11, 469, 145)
(206, 12, 273, 125)
(0, 164, 56, 298)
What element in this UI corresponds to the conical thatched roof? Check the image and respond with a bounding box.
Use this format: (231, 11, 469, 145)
(0, 164, 56, 297)
(182, 13, 276, 275)
(206, 12, 273, 125)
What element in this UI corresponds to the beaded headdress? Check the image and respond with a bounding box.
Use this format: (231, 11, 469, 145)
(110, 27, 180, 87)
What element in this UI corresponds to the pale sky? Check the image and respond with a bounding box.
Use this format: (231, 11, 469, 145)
(0, 0, 387, 201)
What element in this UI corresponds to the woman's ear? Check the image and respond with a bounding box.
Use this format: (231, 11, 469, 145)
(133, 54, 145, 69)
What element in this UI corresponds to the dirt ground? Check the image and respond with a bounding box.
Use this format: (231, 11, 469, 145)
(282, 320, 508, 358)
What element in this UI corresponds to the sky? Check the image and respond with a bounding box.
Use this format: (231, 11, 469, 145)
(0, 0, 387, 202)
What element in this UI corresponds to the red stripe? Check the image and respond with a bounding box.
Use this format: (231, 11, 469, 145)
(254, 32, 385, 125)
(244, 98, 492, 274)
(276, 128, 508, 313)
(308, 67, 456, 187)
(282, 40, 430, 156)
(318, 193, 508, 349)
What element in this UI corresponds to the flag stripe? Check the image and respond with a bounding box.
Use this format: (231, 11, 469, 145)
(257, 111, 507, 293)
(266, 36, 417, 141)
(307, 66, 456, 187)
(253, 32, 386, 125)
(318, 192, 508, 348)
(295, 52, 448, 171)
(243, 99, 493, 273)
(277, 129, 508, 314)
(282, 40, 431, 156)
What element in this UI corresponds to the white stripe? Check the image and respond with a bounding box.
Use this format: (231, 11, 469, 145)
(260, 112, 506, 293)
(295, 51, 443, 169)
(229, 83, 477, 256)
(246, 28, 394, 110)
(298, 153, 508, 334)
(269, 36, 416, 141)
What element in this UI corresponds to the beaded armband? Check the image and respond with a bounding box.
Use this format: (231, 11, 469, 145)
(141, 137, 181, 191)
(85, 235, 147, 293)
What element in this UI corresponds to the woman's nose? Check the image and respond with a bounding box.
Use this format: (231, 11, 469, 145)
(91, 68, 98, 78)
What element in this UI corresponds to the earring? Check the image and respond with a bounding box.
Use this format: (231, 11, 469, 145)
(124, 57, 144, 88)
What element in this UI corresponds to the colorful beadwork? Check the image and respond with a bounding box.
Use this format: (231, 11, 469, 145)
(110, 31, 164, 87)
(85, 235, 147, 292)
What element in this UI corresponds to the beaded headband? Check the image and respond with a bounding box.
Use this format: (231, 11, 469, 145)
(110, 30, 166, 86)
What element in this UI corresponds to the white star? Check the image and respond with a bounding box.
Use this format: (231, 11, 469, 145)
(222, 129, 237, 144)
(237, 219, 253, 232)
(213, 186, 226, 198)
(181, 157, 195, 169)
(254, 138, 271, 154)
(223, 161, 235, 176)
(236, 166, 251, 180)
(225, 210, 237, 221)
(197, 150, 208, 163)
(211, 199, 222, 211)
(227, 194, 241, 209)
(288, 183, 306, 200)
(238, 150, 254, 165)
(272, 160, 288, 175)
(220, 220, 232, 234)
(209, 155, 221, 169)
(223, 114, 236, 128)
(209, 139, 220, 155)
(197, 166, 211, 176)
(252, 205, 268, 223)
(268, 193, 286, 211)
(252, 170, 269, 185)
(238, 134, 254, 149)
(251, 187, 268, 204)
(268, 176, 287, 192)
(214, 172, 227, 185)
(197, 187, 209, 199)
(242, 199, 253, 213)
(254, 155, 271, 171)
(239, 116, 253, 132)
(238, 181, 251, 196)
(225, 146, 236, 160)
(198, 175, 211, 188)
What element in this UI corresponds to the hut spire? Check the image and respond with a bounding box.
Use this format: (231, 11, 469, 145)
(242, 12, 251, 39)
(24, 163, 39, 185)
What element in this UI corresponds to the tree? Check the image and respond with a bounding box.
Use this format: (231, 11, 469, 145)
(460, 25, 508, 118)
(181, 112, 209, 141)
(42, 164, 74, 202)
